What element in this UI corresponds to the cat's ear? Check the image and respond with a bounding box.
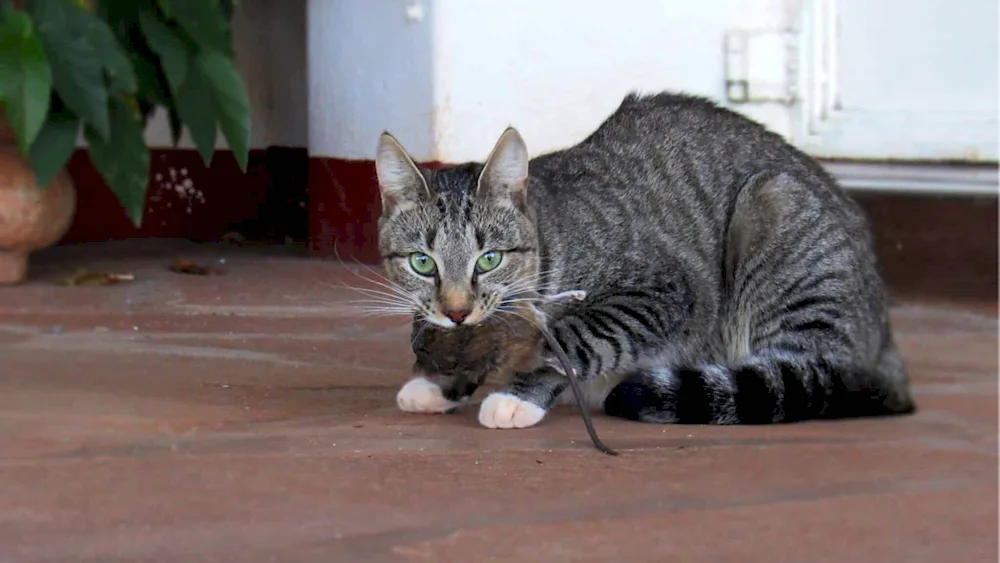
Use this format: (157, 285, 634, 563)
(375, 132, 430, 215)
(476, 127, 529, 209)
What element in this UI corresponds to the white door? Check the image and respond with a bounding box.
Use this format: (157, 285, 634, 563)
(795, 0, 998, 163)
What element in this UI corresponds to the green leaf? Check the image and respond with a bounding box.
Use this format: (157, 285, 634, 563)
(85, 97, 150, 227)
(155, 0, 171, 18)
(29, 0, 138, 139)
(28, 97, 79, 188)
(221, 0, 236, 21)
(166, 104, 182, 146)
(28, 0, 108, 138)
(99, 0, 160, 100)
(197, 49, 249, 171)
(0, 11, 53, 155)
(130, 53, 167, 105)
(162, 0, 229, 54)
(0, 0, 13, 19)
(139, 9, 187, 94)
(173, 61, 217, 165)
(136, 96, 155, 123)
(87, 21, 137, 96)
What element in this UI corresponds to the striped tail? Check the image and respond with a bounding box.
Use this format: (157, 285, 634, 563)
(603, 350, 915, 424)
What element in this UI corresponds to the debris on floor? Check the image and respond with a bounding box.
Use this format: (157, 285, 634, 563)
(168, 258, 226, 276)
(58, 270, 135, 286)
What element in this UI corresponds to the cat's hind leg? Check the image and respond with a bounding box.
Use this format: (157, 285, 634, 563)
(604, 171, 915, 424)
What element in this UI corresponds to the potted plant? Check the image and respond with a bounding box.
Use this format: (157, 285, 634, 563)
(0, 0, 250, 283)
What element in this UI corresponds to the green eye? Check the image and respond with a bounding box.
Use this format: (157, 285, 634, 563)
(475, 250, 502, 273)
(408, 253, 437, 276)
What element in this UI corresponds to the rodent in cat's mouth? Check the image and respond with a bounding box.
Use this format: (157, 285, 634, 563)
(412, 290, 618, 455)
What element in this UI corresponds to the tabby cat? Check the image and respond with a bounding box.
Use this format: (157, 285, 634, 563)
(373, 92, 915, 429)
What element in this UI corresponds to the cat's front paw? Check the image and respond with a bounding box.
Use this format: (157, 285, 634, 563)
(478, 392, 547, 429)
(396, 376, 461, 414)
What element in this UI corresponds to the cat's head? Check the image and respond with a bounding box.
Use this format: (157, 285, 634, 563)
(374, 127, 540, 329)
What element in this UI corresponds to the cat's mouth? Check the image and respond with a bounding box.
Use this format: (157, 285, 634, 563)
(424, 303, 499, 329)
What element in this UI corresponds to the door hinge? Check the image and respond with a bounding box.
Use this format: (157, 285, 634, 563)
(724, 29, 798, 104)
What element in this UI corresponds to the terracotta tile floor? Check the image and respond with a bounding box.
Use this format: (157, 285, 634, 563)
(1, 240, 996, 563)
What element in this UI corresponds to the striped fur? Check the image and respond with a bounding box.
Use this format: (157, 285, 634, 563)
(375, 92, 915, 425)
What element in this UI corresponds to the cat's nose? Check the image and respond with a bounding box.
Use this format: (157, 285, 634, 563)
(444, 308, 471, 325)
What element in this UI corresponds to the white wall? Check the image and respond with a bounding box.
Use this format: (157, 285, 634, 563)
(431, 0, 793, 162)
(302, 0, 798, 162)
(307, 0, 436, 161)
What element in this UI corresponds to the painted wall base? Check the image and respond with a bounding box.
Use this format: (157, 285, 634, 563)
(307, 158, 381, 264)
(62, 150, 996, 302)
(307, 158, 446, 264)
(61, 147, 308, 246)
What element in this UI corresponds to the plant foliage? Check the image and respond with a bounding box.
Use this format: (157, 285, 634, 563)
(0, 0, 249, 227)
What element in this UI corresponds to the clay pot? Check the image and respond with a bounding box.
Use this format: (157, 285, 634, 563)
(0, 119, 76, 284)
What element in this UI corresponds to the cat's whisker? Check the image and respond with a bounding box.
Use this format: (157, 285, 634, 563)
(502, 271, 553, 291)
(348, 301, 415, 311)
(493, 307, 543, 331)
(330, 292, 415, 311)
(500, 286, 541, 300)
(350, 309, 415, 319)
(323, 246, 418, 300)
(342, 286, 417, 303)
(325, 247, 401, 293)
(500, 268, 551, 285)
(500, 273, 561, 298)
(489, 313, 516, 334)
(328, 279, 424, 311)
(499, 287, 540, 301)
(344, 257, 415, 296)
(500, 297, 547, 306)
(410, 321, 430, 347)
(339, 300, 416, 311)
(513, 267, 562, 283)
(337, 293, 410, 303)
(318, 279, 417, 306)
(334, 297, 420, 316)
(345, 275, 415, 301)
(335, 303, 414, 314)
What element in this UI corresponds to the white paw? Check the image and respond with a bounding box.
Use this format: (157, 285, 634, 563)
(477, 392, 547, 429)
(396, 376, 460, 414)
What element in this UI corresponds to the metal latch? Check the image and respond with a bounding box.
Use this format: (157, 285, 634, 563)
(724, 30, 798, 104)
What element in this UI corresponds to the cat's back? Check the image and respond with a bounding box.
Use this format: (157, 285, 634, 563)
(531, 92, 829, 196)
(529, 91, 855, 230)
(584, 92, 777, 148)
